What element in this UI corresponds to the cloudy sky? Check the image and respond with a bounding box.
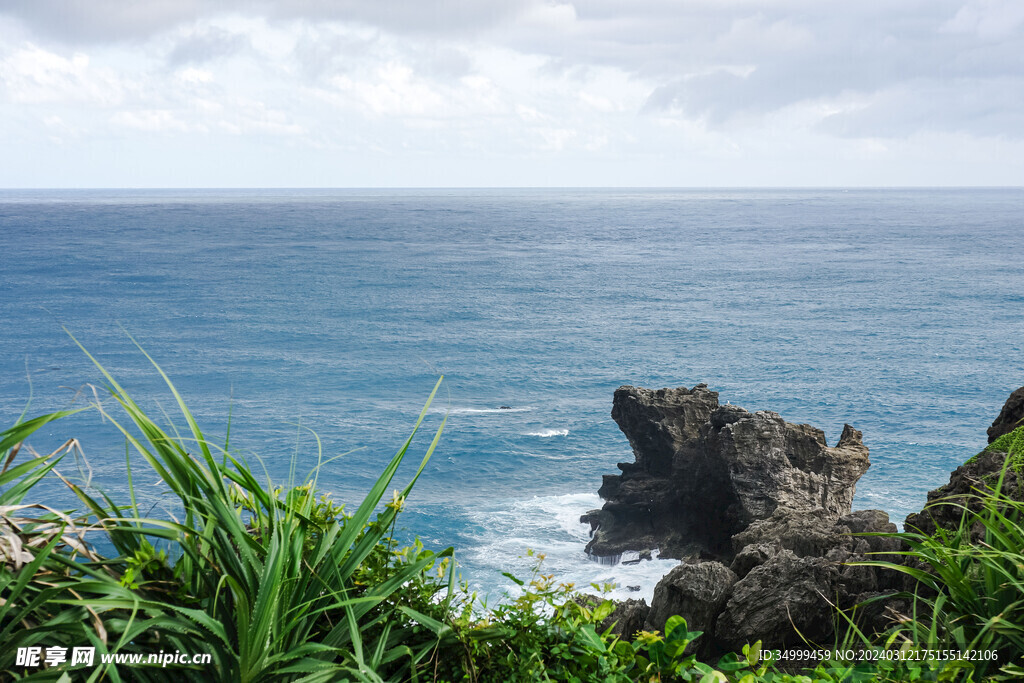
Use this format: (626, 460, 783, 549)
(1, 0, 1023, 187)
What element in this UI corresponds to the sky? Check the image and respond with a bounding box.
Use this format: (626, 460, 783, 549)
(1, 0, 1023, 187)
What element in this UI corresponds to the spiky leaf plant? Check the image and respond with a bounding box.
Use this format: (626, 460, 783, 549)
(2, 337, 453, 681)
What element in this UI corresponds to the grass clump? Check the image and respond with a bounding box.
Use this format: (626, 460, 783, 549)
(857, 431, 1024, 681)
(1, 339, 455, 681)
(986, 425, 1024, 474)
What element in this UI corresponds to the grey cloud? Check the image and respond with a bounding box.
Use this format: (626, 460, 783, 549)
(264, 0, 531, 35)
(4, 0, 1024, 139)
(290, 27, 472, 83)
(420, 46, 473, 79)
(0, 0, 530, 43)
(1, 0, 202, 43)
(168, 27, 250, 66)
(290, 27, 379, 80)
(817, 78, 1024, 138)
(614, 1, 1024, 138)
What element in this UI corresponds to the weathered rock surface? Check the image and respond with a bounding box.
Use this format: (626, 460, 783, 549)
(730, 508, 901, 582)
(988, 386, 1024, 443)
(604, 598, 650, 639)
(582, 385, 722, 558)
(585, 383, 900, 653)
(587, 383, 1024, 654)
(714, 509, 899, 651)
(716, 550, 838, 650)
(644, 561, 737, 638)
(583, 385, 870, 561)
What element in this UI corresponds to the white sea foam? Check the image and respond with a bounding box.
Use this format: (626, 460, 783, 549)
(461, 492, 678, 604)
(524, 429, 569, 437)
(442, 406, 535, 415)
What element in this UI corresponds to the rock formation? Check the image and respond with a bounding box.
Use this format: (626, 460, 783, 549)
(585, 383, 1024, 654)
(643, 561, 737, 657)
(582, 384, 871, 561)
(988, 386, 1024, 443)
(583, 384, 900, 653)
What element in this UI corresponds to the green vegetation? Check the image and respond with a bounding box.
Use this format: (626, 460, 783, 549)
(964, 424, 1024, 471)
(1, 344, 1022, 681)
(856, 423, 1024, 681)
(857, 488, 1024, 680)
(986, 425, 1024, 456)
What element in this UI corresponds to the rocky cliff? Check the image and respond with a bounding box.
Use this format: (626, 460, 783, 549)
(580, 384, 898, 652)
(987, 386, 1024, 443)
(585, 383, 1024, 654)
(582, 384, 871, 561)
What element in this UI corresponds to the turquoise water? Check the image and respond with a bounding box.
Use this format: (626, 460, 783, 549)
(1, 188, 1022, 599)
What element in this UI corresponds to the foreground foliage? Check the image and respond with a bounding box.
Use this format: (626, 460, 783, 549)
(858, 426, 1024, 681)
(1, 344, 1022, 681)
(1, 340, 453, 682)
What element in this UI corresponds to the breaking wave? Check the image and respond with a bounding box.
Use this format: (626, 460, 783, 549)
(461, 492, 677, 603)
(524, 428, 569, 437)
(442, 406, 535, 415)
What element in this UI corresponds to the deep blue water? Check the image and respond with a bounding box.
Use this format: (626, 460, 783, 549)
(1, 188, 1022, 599)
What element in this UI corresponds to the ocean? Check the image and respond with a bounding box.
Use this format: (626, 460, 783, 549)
(1, 187, 1022, 601)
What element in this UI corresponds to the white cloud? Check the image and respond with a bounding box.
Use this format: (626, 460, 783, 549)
(177, 67, 214, 84)
(535, 126, 576, 150)
(332, 63, 446, 117)
(941, 0, 1024, 38)
(0, 1, 1022, 186)
(0, 45, 127, 105)
(578, 91, 615, 112)
(519, 2, 578, 30)
(111, 108, 197, 133)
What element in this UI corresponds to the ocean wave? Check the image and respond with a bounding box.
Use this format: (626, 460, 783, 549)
(525, 429, 569, 437)
(441, 406, 535, 415)
(460, 492, 678, 603)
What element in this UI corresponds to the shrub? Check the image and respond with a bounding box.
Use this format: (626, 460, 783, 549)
(1, 338, 453, 681)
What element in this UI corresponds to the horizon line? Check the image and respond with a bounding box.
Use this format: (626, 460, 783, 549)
(2, 185, 1023, 191)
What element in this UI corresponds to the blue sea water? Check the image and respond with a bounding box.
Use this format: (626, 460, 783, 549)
(1, 188, 1022, 600)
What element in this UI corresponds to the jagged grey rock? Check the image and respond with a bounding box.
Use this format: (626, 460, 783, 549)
(582, 385, 721, 558)
(988, 386, 1024, 443)
(644, 561, 738, 638)
(604, 598, 650, 639)
(727, 508, 900, 594)
(584, 383, 903, 653)
(729, 543, 776, 579)
(584, 383, 1024, 654)
(583, 385, 870, 561)
(715, 550, 838, 651)
(732, 508, 848, 559)
(732, 509, 899, 562)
